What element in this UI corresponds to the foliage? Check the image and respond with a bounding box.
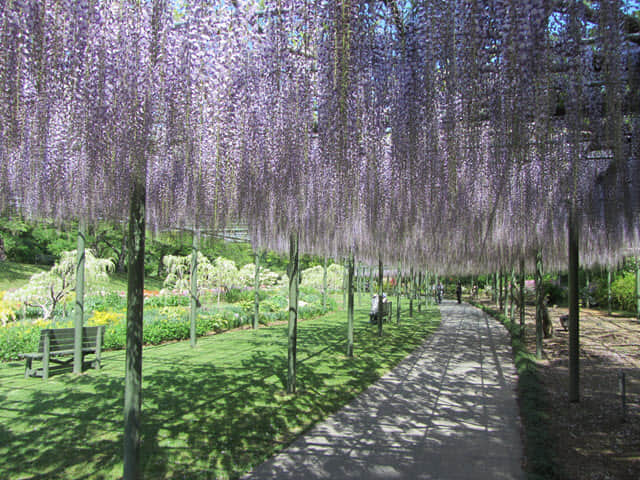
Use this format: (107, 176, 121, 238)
(0, 291, 19, 326)
(4, 250, 114, 320)
(300, 264, 346, 291)
(237, 263, 280, 287)
(161, 252, 213, 294)
(610, 272, 638, 312)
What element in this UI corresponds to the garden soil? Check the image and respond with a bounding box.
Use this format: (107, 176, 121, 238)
(480, 299, 640, 480)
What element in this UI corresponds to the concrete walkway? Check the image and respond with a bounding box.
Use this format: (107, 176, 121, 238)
(243, 301, 525, 480)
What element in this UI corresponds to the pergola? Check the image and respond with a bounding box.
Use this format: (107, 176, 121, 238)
(1, 1, 639, 478)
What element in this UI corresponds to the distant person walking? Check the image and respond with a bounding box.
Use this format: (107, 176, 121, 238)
(456, 281, 462, 304)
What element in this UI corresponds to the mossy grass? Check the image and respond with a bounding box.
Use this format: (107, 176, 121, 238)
(0, 305, 439, 479)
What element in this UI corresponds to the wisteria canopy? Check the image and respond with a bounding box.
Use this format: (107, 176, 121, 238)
(1, 0, 639, 274)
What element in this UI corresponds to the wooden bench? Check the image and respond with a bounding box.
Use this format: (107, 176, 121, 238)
(370, 301, 392, 324)
(20, 326, 105, 379)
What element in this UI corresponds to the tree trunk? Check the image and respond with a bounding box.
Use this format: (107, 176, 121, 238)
(253, 251, 260, 329)
(535, 251, 543, 359)
(347, 253, 354, 357)
(73, 220, 86, 374)
(190, 230, 199, 347)
(569, 208, 580, 403)
(287, 232, 299, 394)
(123, 178, 146, 480)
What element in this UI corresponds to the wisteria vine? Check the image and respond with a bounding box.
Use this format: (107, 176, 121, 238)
(1, 0, 639, 274)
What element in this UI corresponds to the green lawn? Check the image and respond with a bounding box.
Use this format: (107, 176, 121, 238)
(0, 305, 440, 479)
(0, 261, 48, 291)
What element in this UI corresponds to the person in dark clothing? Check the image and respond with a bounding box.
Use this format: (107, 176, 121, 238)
(456, 281, 462, 304)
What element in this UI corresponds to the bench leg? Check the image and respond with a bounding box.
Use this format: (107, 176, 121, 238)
(42, 333, 50, 380)
(24, 357, 32, 378)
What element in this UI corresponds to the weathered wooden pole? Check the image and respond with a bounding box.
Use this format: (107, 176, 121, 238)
(253, 250, 260, 329)
(568, 209, 580, 402)
(73, 219, 86, 374)
(287, 232, 299, 394)
(498, 270, 504, 313)
(607, 267, 612, 315)
(535, 251, 544, 359)
(520, 258, 525, 339)
(396, 263, 401, 323)
(123, 175, 146, 480)
(190, 230, 199, 346)
(342, 257, 347, 308)
(636, 258, 640, 320)
(378, 256, 383, 337)
(585, 269, 590, 308)
(409, 267, 414, 317)
(509, 268, 515, 322)
(347, 253, 354, 357)
(322, 256, 328, 310)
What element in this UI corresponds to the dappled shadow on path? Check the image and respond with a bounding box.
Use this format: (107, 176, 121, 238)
(0, 308, 438, 479)
(244, 301, 524, 480)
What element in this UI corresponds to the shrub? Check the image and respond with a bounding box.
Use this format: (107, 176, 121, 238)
(611, 272, 637, 312)
(0, 291, 19, 326)
(88, 310, 125, 326)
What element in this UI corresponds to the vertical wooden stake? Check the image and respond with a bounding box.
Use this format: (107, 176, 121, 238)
(74, 219, 86, 374)
(378, 256, 383, 337)
(287, 232, 299, 394)
(535, 251, 544, 359)
(347, 253, 354, 357)
(190, 229, 199, 346)
(124, 177, 146, 480)
(253, 250, 260, 329)
(568, 209, 580, 403)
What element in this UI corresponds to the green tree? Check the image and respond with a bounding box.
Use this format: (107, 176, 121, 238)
(6, 250, 114, 319)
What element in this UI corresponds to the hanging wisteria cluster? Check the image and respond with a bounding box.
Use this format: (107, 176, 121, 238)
(1, 0, 639, 274)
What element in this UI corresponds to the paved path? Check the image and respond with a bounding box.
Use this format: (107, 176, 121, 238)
(243, 301, 525, 480)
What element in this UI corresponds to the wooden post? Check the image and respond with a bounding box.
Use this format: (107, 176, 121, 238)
(607, 267, 612, 315)
(253, 250, 260, 329)
(378, 256, 383, 337)
(497, 270, 505, 313)
(190, 229, 199, 346)
(585, 270, 590, 309)
(636, 258, 640, 320)
(347, 253, 354, 357)
(535, 251, 543, 359)
(43, 331, 50, 380)
(322, 256, 327, 310)
(568, 209, 580, 403)
(409, 267, 414, 317)
(74, 220, 86, 374)
(124, 176, 146, 480)
(520, 258, 525, 339)
(342, 257, 347, 308)
(287, 232, 299, 394)
(396, 263, 401, 323)
(509, 268, 515, 322)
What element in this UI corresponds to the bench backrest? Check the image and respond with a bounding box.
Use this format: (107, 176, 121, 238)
(38, 326, 104, 353)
